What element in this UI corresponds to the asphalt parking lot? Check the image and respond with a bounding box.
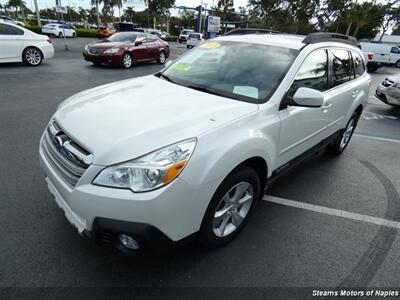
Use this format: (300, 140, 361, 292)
(1, 38, 400, 297)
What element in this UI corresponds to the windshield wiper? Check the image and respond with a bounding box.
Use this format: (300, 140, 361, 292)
(160, 74, 176, 84)
(186, 84, 227, 98)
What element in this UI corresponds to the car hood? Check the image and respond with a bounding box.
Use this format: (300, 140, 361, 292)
(54, 75, 258, 166)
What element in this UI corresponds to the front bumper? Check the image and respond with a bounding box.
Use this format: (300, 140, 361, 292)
(82, 51, 122, 65)
(39, 138, 216, 247)
(376, 85, 400, 106)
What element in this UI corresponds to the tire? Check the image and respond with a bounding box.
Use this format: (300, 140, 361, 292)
(396, 60, 400, 68)
(121, 52, 133, 69)
(187, 45, 190, 49)
(92, 62, 101, 66)
(157, 51, 166, 64)
(58, 32, 63, 38)
(199, 165, 261, 248)
(72, 32, 77, 38)
(326, 112, 359, 155)
(22, 47, 43, 66)
(367, 66, 377, 72)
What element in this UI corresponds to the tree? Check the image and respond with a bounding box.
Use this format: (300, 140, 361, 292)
(144, 0, 175, 28)
(90, 0, 101, 27)
(379, 1, 400, 41)
(217, 0, 234, 22)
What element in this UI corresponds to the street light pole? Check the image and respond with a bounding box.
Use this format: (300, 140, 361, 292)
(33, 0, 41, 26)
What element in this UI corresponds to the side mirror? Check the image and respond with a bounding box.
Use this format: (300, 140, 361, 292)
(292, 87, 324, 108)
(134, 40, 143, 46)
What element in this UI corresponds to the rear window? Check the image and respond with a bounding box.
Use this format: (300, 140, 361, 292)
(352, 52, 365, 78)
(330, 49, 353, 87)
(189, 33, 200, 38)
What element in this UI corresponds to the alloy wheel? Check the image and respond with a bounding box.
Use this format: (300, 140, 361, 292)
(159, 52, 166, 64)
(340, 118, 355, 150)
(25, 49, 41, 66)
(212, 181, 254, 237)
(123, 54, 132, 68)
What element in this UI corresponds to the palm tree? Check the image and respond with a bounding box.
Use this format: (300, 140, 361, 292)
(7, 0, 26, 21)
(90, 0, 101, 27)
(112, 0, 123, 22)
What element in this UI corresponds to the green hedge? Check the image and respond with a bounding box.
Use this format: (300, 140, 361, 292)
(165, 35, 178, 42)
(25, 25, 42, 34)
(76, 28, 97, 37)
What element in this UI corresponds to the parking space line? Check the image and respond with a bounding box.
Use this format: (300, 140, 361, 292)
(353, 132, 400, 143)
(263, 195, 400, 230)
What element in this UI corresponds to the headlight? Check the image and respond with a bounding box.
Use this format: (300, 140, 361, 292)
(93, 138, 196, 192)
(84, 45, 89, 52)
(104, 47, 120, 54)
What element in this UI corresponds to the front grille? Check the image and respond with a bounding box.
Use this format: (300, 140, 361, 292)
(88, 47, 102, 55)
(382, 78, 394, 88)
(41, 121, 92, 187)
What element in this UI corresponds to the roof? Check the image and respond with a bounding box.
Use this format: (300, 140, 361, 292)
(216, 34, 306, 50)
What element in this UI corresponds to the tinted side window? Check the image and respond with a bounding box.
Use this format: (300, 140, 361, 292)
(288, 49, 328, 97)
(352, 52, 365, 77)
(391, 47, 400, 54)
(0, 24, 24, 35)
(146, 34, 157, 42)
(331, 49, 353, 87)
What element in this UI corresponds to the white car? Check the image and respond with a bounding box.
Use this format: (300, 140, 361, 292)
(186, 33, 204, 48)
(178, 29, 194, 43)
(0, 20, 54, 66)
(39, 33, 370, 253)
(0, 15, 25, 26)
(42, 23, 77, 38)
(376, 76, 400, 107)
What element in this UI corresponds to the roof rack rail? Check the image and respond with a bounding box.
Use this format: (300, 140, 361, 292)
(302, 32, 358, 47)
(223, 28, 281, 36)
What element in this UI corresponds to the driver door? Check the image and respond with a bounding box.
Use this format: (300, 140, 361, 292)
(277, 49, 333, 167)
(0, 23, 25, 61)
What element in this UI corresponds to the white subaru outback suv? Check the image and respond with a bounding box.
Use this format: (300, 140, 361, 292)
(39, 33, 370, 253)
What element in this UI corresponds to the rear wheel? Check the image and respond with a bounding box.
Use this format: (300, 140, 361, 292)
(396, 60, 400, 68)
(22, 47, 43, 66)
(157, 51, 166, 64)
(326, 112, 358, 155)
(72, 32, 77, 38)
(199, 165, 261, 248)
(122, 53, 133, 69)
(58, 32, 63, 38)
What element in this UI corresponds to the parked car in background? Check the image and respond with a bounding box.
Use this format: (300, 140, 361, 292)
(376, 76, 400, 107)
(359, 42, 400, 71)
(146, 28, 167, 40)
(41, 32, 369, 253)
(96, 27, 115, 39)
(42, 23, 77, 38)
(83, 32, 169, 69)
(0, 20, 54, 66)
(186, 33, 204, 48)
(0, 15, 25, 26)
(178, 29, 194, 43)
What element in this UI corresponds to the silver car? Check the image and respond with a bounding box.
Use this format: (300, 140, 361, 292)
(376, 76, 400, 107)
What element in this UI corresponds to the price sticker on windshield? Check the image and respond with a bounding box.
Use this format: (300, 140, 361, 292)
(172, 64, 192, 71)
(201, 42, 221, 49)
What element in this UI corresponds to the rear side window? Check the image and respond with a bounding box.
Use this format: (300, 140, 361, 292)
(330, 49, 353, 87)
(288, 49, 328, 96)
(0, 23, 24, 35)
(352, 52, 365, 77)
(391, 47, 400, 54)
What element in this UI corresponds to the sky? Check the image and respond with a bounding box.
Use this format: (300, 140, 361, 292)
(0, 0, 249, 12)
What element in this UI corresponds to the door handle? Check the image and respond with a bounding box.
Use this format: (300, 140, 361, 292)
(322, 103, 332, 112)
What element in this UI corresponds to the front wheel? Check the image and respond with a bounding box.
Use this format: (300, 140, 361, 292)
(326, 112, 358, 155)
(395, 60, 400, 68)
(157, 51, 166, 64)
(121, 53, 133, 69)
(199, 165, 261, 248)
(22, 47, 43, 66)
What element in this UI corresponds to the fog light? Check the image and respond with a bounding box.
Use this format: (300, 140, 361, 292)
(118, 234, 140, 250)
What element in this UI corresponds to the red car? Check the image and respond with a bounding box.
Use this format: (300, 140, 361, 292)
(83, 32, 169, 69)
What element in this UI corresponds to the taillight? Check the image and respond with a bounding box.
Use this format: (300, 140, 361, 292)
(367, 53, 373, 60)
(187, 36, 191, 40)
(47, 38, 52, 44)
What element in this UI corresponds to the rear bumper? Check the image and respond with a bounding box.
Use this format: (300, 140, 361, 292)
(41, 43, 55, 59)
(82, 51, 121, 65)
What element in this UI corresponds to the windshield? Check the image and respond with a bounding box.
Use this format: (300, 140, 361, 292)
(106, 33, 138, 43)
(181, 30, 193, 35)
(161, 40, 298, 103)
